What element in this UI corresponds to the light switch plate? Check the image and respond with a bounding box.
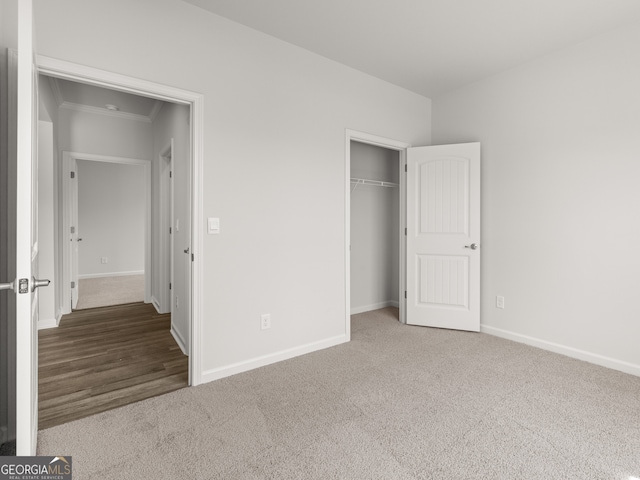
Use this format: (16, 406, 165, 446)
(208, 217, 220, 234)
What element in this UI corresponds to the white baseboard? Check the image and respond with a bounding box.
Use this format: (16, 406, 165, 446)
(351, 300, 399, 315)
(481, 324, 640, 378)
(38, 317, 59, 330)
(151, 296, 161, 313)
(78, 270, 144, 279)
(201, 334, 348, 384)
(171, 325, 188, 356)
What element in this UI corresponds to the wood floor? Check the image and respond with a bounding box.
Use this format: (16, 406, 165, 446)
(38, 302, 188, 430)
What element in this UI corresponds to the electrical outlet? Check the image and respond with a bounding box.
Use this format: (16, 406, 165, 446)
(261, 314, 271, 330)
(175, 296, 179, 309)
(101, 257, 108, 264)
(496, 296, 505, 309)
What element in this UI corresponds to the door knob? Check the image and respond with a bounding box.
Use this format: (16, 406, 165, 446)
(31, 278, 51, 292)
(77, 238, 83, 242)
(184, 247, 190, 254)
(0, 281, 14, 291)
(464, 243, 479, 250)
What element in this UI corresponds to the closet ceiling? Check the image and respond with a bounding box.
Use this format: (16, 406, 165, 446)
(182, 0, 640, 97)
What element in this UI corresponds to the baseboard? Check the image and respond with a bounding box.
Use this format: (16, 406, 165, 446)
(171, 325, 188, 356)
(481, 324, 640, 378)
(151, 296, 161, 313)
(201, 334, 348, 384)
(38, 317, 59, 330)
(78, 270, 144, 279)
(351, 300, 399, 315)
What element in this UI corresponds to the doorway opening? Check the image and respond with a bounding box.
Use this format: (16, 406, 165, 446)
(33, 58, 203, 427)
(345, 130, 411, 339)
(61, 152, 151, 313)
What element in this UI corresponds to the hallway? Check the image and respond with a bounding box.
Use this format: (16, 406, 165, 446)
(38, 302, 188, 430)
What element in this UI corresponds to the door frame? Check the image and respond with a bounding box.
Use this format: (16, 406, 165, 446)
(36, 55, 205, 386)
(156, 141, 174, 315)
(345, 129, 411, 339)
(61, 152, 152, 314)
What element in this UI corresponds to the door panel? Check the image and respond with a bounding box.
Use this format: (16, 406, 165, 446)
(406, 143, 480, 332)
(15, 0, 39, 454)
(71, 160, 79, 309)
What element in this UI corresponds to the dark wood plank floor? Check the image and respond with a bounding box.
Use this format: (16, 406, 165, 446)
(38, 302, 188, 430)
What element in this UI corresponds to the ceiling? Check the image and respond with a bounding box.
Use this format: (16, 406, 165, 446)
(47, 77, 163, 121)
(182, 0, 640, 97)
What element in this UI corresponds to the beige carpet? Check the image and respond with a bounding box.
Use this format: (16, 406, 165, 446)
(37, 308, 640, 479)
(76, 275, 145, 310)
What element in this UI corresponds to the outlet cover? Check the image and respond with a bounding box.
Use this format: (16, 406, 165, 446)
(261, 314, 271, 330)
(496, 296, 505, 309)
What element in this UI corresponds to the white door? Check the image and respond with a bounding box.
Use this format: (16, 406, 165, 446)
(15, 0, 48, 455)
(173, 139, 191, 355)
(406, 143, 480, 332)
(70, 159, 79, 309)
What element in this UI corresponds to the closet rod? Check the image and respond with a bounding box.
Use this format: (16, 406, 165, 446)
(350, 177, 399, 189)
(350, 178, 399, 193)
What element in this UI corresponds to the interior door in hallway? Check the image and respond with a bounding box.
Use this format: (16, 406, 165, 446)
(406, 143, 480, 332)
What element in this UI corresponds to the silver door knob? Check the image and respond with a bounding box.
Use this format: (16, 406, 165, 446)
(464, 243, 479, 250)
(0, 281, 14, 291)
(31, 278, 51, 292)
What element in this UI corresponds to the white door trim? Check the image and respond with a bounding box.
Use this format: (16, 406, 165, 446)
(61, 152, 152, 313)
(345, 129, 411, 339)
(37, 55, 205, 386)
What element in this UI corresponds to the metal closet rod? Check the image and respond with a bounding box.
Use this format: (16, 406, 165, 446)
(350, 178, 399, 188)
(350, 177, 399, 193)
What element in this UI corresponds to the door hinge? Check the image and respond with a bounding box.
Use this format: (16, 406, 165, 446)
(18, 278, 29, 294)
(191, 253, 194, 262)
(405, 227, 407, 236)
(169, 171, 172, 178)
(405, 164, 407, 172)
(169, 282, 172, 290)
(71, 281, 75, 288)
(70, 171, 75, 179)
(169, 227, 172, 234)
(404, 291, 407, 299)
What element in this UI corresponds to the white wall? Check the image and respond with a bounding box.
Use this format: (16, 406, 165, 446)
(432, 22, 640, 375)
(58, 108, 153, 160)
(350, 142, 399, 314)
(151, 102, 190, 349)
(34, 0, 431, 381)
(56, 107, 152, 281)
(76, 160, 146, 277)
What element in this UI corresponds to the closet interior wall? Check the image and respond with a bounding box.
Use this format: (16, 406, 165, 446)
(350, 141, 400, 314)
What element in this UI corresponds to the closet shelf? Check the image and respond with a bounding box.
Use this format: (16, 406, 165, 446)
(350, 178, 399, 192)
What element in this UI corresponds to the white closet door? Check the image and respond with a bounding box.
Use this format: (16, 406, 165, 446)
(406, 143, 480, 332)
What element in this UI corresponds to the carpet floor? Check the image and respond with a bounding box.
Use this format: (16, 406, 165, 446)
(76, 275, 145, 310)
(36, 308, 640, 479)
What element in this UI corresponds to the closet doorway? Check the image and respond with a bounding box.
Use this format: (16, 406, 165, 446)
(346, 130, 411, 333)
